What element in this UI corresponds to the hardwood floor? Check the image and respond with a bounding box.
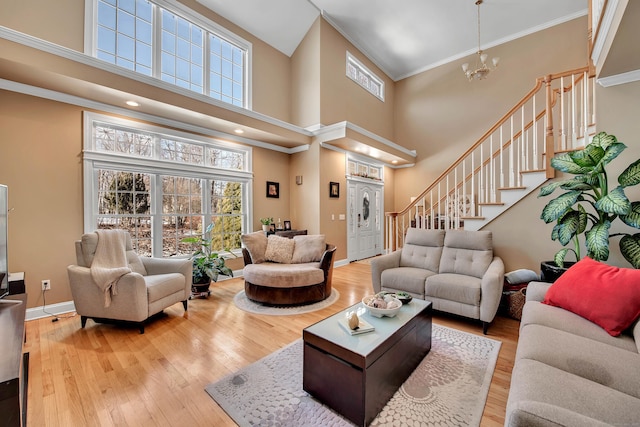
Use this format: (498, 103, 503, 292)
(24, 262, 519, 426)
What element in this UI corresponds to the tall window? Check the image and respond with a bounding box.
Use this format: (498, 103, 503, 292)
(89, 0, 249, 107)
(84, 112, 252, 258)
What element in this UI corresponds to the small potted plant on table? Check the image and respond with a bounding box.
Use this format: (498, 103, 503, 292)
(181, 223, 234, 298)
(260, 217, 273, 232)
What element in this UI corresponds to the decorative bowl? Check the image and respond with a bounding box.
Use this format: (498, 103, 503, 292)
(393, 292, 413, 305)
(362, 294, 403, 318)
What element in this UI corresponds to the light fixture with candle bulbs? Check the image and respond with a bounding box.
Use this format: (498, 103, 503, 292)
(462, 0, 499, 82)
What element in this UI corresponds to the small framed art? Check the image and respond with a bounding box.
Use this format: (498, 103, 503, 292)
(284, 220, 291, 230)
(266, 181, 279, 198)
(330, 182, 340, 198)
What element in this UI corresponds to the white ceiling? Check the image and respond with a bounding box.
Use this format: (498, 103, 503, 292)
(196, 0, 587, 81)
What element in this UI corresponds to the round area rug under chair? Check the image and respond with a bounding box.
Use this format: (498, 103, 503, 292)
(233, 289, 340, 315)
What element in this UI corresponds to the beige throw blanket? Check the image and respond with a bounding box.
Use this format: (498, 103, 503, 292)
(90, 230, 132, 307)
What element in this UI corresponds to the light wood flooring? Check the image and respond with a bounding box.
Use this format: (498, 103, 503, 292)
(24, 262, 519, 426)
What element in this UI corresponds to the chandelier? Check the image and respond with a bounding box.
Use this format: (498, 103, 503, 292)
(462, 0, 499, 81)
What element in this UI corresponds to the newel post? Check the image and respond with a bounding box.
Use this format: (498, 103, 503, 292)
(386, 212, 397, 252)
(544, 74, 556, 179)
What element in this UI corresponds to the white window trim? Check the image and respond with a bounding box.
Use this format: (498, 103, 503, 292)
(346, 51, 385, 102)
(83, 111, 253, 257)
(84, 0, 253, 109)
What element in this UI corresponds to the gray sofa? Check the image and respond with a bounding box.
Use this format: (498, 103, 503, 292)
(505, 281, 640, 426)
(371, 228, 504, 334)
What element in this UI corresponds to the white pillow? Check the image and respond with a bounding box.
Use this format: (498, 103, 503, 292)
(264, 235, 295, 264)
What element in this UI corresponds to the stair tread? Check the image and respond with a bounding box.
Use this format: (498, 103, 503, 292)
(498, 186, 527, 191)
(461, 216, 485, 220)
(521, 169, 545, 174)
(478, 202, 504, 206)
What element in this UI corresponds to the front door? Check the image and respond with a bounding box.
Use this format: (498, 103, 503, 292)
(347, 181, 383, 261)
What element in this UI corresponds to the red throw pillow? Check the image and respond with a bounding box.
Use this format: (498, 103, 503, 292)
(543, 257, 640, 336)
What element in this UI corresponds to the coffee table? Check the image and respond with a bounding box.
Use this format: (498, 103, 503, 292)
(302, 298, 432, 426)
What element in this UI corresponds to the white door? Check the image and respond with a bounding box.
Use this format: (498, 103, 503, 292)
(347, 181, 383, 261)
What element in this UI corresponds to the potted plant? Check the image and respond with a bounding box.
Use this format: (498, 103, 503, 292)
(539, 131, 640, 280)
(260, 217, 273, 232)
(181, 223, 234, 294)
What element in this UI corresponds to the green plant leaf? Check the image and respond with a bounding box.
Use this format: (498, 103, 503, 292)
(595, 186, 630, 215)
(551, 223, 560, 241)
(620, 234, 640, 269)
(554, 248, 570, 267)
(569, 144, 604, 167)
(540, 191, 581, 223)
(618, 158, 640, 187)
(586, 221, 611, 261)
(559, 180, 592, 191)
(551, 153, 592, 174)
(557, 210, 581, 246)
(591, 131, 618, 151)
(620, 202, 640, 229)
(599, 142, 626, 167)
(577, 204, 587, 234)
(539, 181, 566, 197)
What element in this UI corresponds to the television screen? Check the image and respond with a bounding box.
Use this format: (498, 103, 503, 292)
(0, 185, 8, 298)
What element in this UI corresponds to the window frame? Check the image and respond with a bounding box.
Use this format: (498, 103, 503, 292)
(84, 0, 253, 109)
(346, 51, 385, 102)
(83, 111, 253, 258)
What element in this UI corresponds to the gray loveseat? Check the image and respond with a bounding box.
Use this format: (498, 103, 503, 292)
(505, 281, 640, 426)
(371, 228, 504, 333)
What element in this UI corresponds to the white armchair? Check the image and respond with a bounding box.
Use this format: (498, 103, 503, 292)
(67, 231, 192, 333)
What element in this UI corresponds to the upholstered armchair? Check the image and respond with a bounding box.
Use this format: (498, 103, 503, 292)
(67, 230, 192, 333)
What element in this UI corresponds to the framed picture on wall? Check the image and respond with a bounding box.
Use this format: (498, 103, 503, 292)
(330, 182, 340, 198)
(266, 181, 279, 198)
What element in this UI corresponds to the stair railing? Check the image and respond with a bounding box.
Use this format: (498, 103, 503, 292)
(385, 67, 595, 251)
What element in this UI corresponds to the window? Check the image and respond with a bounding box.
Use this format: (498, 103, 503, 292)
(89, 0, 249, 107)
(346, 52, 384, 101)
(84, 112, 252, 258)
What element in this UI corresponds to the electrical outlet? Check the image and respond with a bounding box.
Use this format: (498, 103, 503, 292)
(42, 279, 51, 291)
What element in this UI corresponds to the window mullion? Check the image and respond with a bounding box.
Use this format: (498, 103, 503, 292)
(152, 4, 162, 80)
(151, 174, 163, 257)
(204, 32, 211, 99)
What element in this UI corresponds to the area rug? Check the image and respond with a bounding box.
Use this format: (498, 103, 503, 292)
(205, 324, 501, 426)
(233, 289, 340, 315)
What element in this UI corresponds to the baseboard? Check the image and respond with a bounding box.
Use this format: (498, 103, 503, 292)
(26, 300, 77, 321)
(26, 263, 350, 320)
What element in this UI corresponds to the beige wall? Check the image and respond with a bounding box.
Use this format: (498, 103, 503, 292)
(393, 17, 588, 211)
(290, 144, 321, 234)
(319, 19, 395, 140)
(0, 91, 84, 307)
(319, 149, 347, 260)
(291, 19, 322, 128)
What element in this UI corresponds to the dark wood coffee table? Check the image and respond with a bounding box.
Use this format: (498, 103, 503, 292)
(302, 299, 432, 426)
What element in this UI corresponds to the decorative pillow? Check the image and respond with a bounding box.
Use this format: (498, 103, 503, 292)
(543, 257, 640, 336)
(264, 235, 295, 264)
(241, 231, 268, 264)
(291, 235, 326, 263)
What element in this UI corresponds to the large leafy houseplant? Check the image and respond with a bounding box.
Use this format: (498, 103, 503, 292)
(181, 223, 234, 284)
(539, 132, 640, 269)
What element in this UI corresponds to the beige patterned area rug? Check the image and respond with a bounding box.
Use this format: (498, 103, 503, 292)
(205, 324, 501, 426)
(233, 290, 340, 316)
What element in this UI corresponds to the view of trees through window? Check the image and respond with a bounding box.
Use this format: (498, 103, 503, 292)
(87, 113, 250, 258)
(93, 0, 247, 107)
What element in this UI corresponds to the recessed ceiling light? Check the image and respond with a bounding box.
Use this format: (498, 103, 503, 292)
(234, 129, 244, 134)
(126, 101, 140, 107)
(392, 160, 398, 164)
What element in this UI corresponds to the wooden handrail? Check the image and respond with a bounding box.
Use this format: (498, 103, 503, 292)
(391, 67, 590, 218)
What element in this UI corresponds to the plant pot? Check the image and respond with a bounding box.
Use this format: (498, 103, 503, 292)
(191, 279, 210, 294)
(262, 224, 270, 231)
(540, 261, 576, 283)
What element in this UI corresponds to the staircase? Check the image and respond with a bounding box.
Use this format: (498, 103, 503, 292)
(385, 66, 596, 251)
